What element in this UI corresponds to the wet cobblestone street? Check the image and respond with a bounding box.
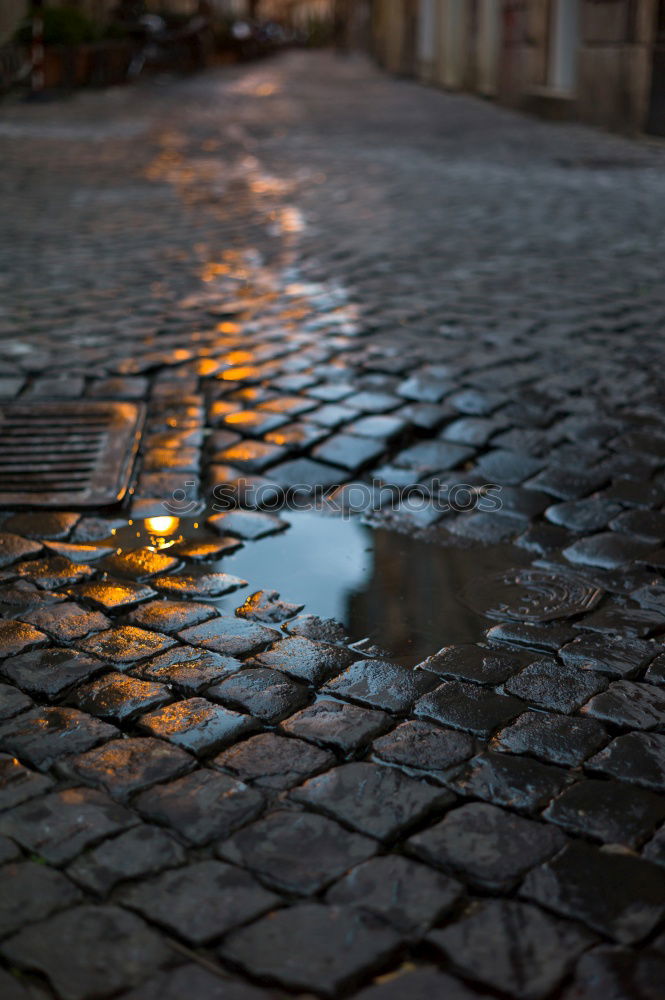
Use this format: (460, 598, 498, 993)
(2, 50, 665, 999)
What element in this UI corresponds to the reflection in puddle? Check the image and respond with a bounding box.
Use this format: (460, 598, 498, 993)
(109, 512, 530, 666)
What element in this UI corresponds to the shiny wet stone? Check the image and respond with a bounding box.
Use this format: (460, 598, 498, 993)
(487, 620, 577, 653)
(0, 905, 170, 1000)
(494, 711, 608, 766)
(132, 645, 240, 693)
(19, 600, 110, 642)
(71, 579, 157, 611)
(0, 620, 47, 658)
(504, 657, 607, 712)
(564, 532, 655, 569)
(313, 433, 385, 473)
(217, 808, 377, 895)
(323, 659, 436, 714)
(169, 536, 243, 561)
(0, 683, 31, 720)
(0, 860, 82, 938)
(0, 647, 105, 699)
(209, 509, 287, 540)
(101, 548, 179, 580)
(416, 643, 527, 685)
(127, 598, 217, 634)
(291, 761, 452, 841)
(416, 681, 524, 738)
(134, 768, 263, 845)
(3, 511, 79, 541)
(72, 672, 171, 723)
(394, 440, 473, 473)
(209, 667, 309, 723)
(59, 737, 194, 801)
(14, 555, 94, 589)
(251, 636, 353, 685)
(544, 778, 665, 847)
(78, 625, 175, 665)
(216, 439, 287, 473)
(474, 449, 544, 484)
(151, 570, 247, 598)
(121, 859, 279, 946)
(585, 732, 665, 791)
(214, 732, 334, 790)
(138, 697, 258, 754)
(0, 753, 52, 811)
(453, 751, 569, 813)
(269, 456, 341, 491)
(520, 840, 665, 944)
(428, 899, 594, 1000)
(526, 465, 607, 500)
(325, 854, 462, 935)
(236, 588, 304, 624)
(545, 498, 625, 532)
(0, 532, 42, 569)
(180, 616, 280, 657)
(285, 613, 349, 643)
(66, 824, 186, 895)
(372, 720, 475, 778)
(581, 680, 665, 730)
(0, 786, 136, 864)
(0, 706, 117, 771)
(559, 633, 655, 678)
(282, 698, 390, 753)
(408, 801, 566, 892)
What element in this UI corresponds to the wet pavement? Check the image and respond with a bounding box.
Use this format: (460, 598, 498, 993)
(1, 50, 665, 999)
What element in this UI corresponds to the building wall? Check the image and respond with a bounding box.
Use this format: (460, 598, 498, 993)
(576, 0, 657, 132)
(374, 0, 661, 135)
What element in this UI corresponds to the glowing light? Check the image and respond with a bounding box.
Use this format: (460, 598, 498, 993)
(144, 516, 180, 535)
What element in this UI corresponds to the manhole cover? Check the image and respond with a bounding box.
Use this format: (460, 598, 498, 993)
(0, 402, 144, 508)
(464, 567, 603, 622)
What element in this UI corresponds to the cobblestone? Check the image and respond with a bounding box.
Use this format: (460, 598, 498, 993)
(2, 49, 665, 999)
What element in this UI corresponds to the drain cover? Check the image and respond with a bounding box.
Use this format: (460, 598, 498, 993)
(0, 402, 144, 508)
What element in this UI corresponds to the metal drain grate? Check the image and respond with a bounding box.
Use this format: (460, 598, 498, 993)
(0, 401, 144, 508)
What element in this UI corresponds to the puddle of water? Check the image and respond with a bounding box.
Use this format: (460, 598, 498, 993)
(109, 511, 531, 666)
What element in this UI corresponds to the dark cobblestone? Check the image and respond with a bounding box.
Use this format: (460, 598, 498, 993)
(60, 737, 194, 801)
(138, 698, 258, 755)
(408, 802, 566, 892)
(217, 808, 377, 895)
(121, 859, 279, 945)
(282, 698, 391, 753)
(0, 860, 82, 938)
(0, 707, 118, 770)
(428, 899, 594, 1000)
(291, 761, 452, 841)
(220, 904, 401, 996)
(0, 905, 172, 1000)
(325, 855, 462, 934)
(134, 768, 263, 844)
(521, 840, 665, 943)
(0, 787, 137, 864)
(453, 751, 569, 813)
(323, 659, 436, 714)
(66, 825, 186, 895)
(213, 732, 334, 790)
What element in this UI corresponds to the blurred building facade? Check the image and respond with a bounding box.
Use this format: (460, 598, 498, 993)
(372, 1, 665, 136)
